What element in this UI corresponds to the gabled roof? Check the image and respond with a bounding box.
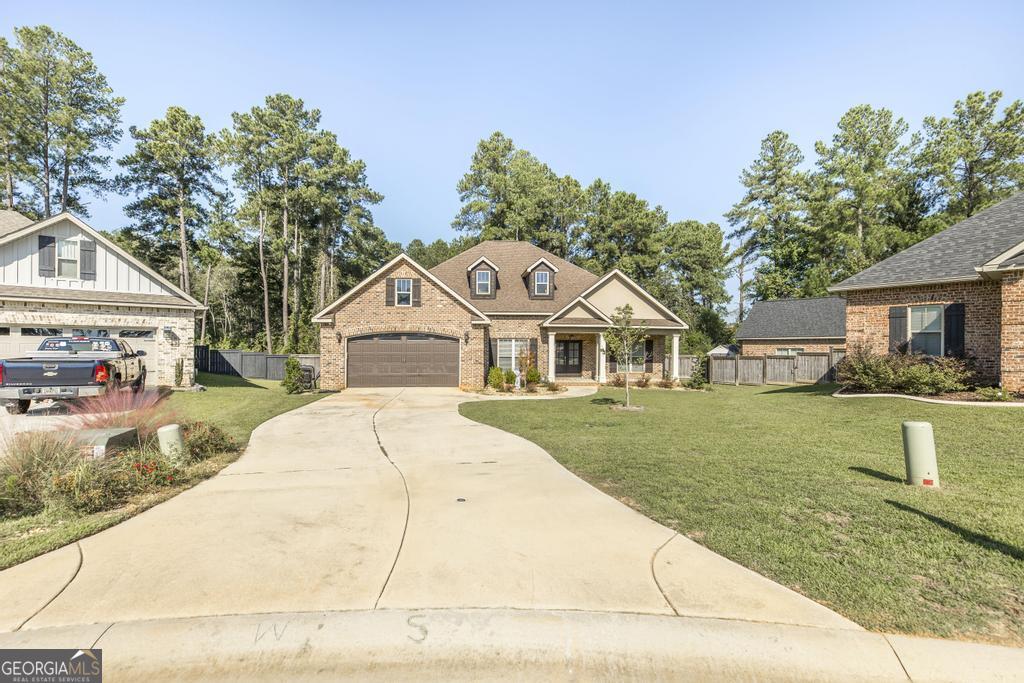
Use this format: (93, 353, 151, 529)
(430, 240, 598, 314)
(523, 257, 559, 274)
(467, 256, 499, 272)
(0, 212, 203, 309)
(573, 269, 688, 328)
(831, 192, 1024, 292)
(313, 252, 492, 323)
(736, 297, 846, 340)
(541, 296, 612, 327)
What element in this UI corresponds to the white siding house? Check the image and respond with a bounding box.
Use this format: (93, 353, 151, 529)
(0, 210, 202, 385)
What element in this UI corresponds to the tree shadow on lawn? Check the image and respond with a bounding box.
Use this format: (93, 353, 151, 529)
(885, 499, 1024, 562)
(849, 466, 903, 483)
(590, 397, 622, 406)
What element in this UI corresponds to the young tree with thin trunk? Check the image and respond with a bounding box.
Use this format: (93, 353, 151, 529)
(603, 305, 648, 409)
(116, 106, 220, 294)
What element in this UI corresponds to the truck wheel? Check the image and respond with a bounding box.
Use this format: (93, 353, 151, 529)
(132, 371, 146, 394)
(5, 399, 30, 415)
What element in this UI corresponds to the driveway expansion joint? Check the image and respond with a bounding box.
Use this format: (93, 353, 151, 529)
(16, 541, 83, 631)
(371, 389, 410, 610)
(650, 532, 681, 617)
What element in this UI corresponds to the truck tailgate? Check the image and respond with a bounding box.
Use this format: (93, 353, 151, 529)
(2, 359, 97, 387)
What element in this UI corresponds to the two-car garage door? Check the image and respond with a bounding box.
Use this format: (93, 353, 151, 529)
(347, 333, 459, 387)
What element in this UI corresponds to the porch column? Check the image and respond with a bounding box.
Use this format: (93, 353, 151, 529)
(671, 333, 681, 379)
(598, 333, 607, 383)
(547, 331, 556, 380)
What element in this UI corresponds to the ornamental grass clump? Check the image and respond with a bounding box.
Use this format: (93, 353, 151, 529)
(70, 389, 179, 446)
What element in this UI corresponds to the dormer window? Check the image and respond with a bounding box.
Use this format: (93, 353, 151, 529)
(475, 269, 491, 295)
(534, 270, 549, 296)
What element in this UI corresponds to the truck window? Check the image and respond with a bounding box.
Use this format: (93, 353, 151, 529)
(38, 337, 121, 353)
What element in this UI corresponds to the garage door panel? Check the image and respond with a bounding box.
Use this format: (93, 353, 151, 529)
(347, 333, 458, 387)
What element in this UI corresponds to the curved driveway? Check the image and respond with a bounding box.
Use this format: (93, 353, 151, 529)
(12, 388, 991, 680)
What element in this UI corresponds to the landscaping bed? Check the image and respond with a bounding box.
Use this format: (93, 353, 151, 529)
(0, 372, 324, 570)
(459, 383, 1024, 646)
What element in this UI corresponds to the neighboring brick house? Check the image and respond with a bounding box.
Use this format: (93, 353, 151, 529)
(0, 210, 203, 386)
(735, 297, 846, 356)
(313, 241, 688, 389)
(830, 192, 1024, 391)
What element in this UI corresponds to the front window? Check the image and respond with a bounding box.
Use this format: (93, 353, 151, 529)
(395, 278, 412, 306)
(57, 238, 79, 278)
(910, 305, 942, 355)
(627, 340, 646, 372)
(534, 270, 549, 295)
(497, 339, 529, 371)
(475, 269, 491, 295)
(775, 347, 804, 356)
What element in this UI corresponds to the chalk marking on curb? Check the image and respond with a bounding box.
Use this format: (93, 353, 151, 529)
(650, 533, 680, 616)
(16, 541, 83, 631)
(371, 389, 410, 610)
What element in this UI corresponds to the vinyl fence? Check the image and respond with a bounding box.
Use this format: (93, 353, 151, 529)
(709, 350, 845, 386)
(194, 346, 321, 381)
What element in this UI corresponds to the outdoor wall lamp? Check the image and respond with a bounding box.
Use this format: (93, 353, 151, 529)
(464, 331, 471, 345)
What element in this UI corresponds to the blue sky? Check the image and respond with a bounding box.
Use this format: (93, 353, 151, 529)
(6, 1, 1024, 313)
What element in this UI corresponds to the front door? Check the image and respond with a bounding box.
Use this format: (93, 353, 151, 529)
(555, 340, 582, 375)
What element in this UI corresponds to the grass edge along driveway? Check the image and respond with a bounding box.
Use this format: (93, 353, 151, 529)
(0, 372, 325, 570)
(459, 384, 1024, 646)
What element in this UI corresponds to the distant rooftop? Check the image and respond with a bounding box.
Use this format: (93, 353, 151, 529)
(0, 210, 34, 238)
(736, 297, 846, 340)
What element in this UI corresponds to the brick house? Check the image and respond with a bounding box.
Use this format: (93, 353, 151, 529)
(0, 210, 203, 386)
(735, 297, 846, 356)
(830, 192, 1024, 391)
(313, 241, 688, 389)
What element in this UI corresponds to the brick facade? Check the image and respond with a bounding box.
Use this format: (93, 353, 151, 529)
(740, 338, 845, 356)
(0, 300, 196, 386)
(843, 280, 1003, 384)
(318, 262, 486, 390)
(487, 315, 550, 376)
(1000, 272, 1024, 392)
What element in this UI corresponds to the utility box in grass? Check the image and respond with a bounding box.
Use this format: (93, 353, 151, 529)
(902, 421, 939, 488)
(66, 427, 138, 459)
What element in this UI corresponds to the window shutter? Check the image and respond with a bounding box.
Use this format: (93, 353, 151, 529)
(944, 303, 965, 358)
(38, 235, 56, 277)
(412, 278, 422, 307)
(489, 338, 498, 368)
(529, 338, 538, 367)
(526, 272, 534, 300)
(80, 240, 97, 280)
(385, 278, 395, 306)
(644, 339, 654, 372)
(888, 306, 907, 353)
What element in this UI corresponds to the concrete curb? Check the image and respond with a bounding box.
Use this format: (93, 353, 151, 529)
(831, 386, 1024, 407)
(2, 608, 1022, 682)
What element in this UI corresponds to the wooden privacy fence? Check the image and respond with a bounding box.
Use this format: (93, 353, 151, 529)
(709, 350, 845, 386)
(194, 346, 321, 381)
(662, 355, 698, 380)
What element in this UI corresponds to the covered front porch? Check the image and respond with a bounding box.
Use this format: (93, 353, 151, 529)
(544, 327, 684, 384)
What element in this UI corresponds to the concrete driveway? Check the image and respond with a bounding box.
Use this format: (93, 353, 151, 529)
(1, 388, 1020, 681)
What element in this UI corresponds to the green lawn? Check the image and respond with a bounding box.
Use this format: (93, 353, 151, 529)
(0, 372, 325, 569)
(168, 372, 326, 445)
(460, 384, 1024, 645)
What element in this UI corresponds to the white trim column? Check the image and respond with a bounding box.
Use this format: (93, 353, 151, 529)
(547, 331, 556, 380)
(671, 333, 681, 379)
(598, 333, 607, 383)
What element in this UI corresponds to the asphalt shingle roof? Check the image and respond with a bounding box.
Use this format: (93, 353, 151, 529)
(430, 240, 599, 313)
(736, 297, 846, 340)
(831, 192, 1024, 291)
(0, 210, 34, 238)
(0, 284, 197, 308)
